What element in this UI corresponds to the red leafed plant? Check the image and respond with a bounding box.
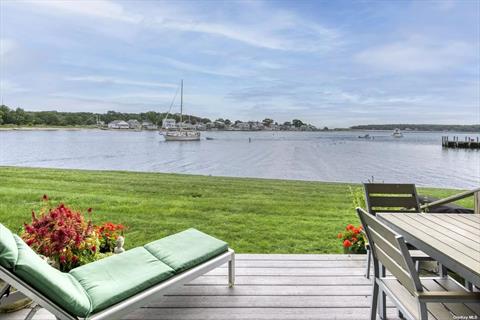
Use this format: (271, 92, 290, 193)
(21, 195, 126, 271)
(337, 224, 366, 254)
(96, 222, 125, 253)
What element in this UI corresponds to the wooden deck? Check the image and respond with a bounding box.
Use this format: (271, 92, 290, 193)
(1, 254, 401, 320)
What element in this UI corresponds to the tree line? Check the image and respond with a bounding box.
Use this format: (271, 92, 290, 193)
(0, 106, 209, 126)
(350, 124, 479, 132)
(0, 105, 314, 128)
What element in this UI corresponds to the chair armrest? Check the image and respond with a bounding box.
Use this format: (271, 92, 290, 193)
(417, 291, 480, 303)
(420, 187, 480, 210)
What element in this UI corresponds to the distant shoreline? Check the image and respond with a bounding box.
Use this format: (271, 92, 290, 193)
(0, 126, 479, 133)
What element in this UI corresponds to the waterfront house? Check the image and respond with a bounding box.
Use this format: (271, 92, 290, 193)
(162, 118, 176, 129)
(195, 123, 206, 131)
(235, 122, 251, 130)
(141, 121, 158, 130)
(107, 120, 129, 129)
(127, 119, 141, 130)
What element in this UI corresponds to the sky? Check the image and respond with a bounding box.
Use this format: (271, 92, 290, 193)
(0, 0, 479, 127)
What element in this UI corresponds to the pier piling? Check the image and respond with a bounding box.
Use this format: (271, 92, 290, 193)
(442, 136, 480, 149)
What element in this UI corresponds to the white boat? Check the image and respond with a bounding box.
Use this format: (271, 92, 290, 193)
(392, 128, 403, 138)
(164, 129, 201, 141)
(160, 80, 200, 141)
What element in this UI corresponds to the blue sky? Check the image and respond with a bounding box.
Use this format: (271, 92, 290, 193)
(0, 0, 479, 127)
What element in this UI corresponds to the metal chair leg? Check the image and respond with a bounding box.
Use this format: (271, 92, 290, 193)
(228, 254, 235, 288)
(378, 264, 387, 320)
(440, 263, 448, 278)
(366, 248, 371, 279)
(371, 280, 379, 320)
(465, 280, 473, 291)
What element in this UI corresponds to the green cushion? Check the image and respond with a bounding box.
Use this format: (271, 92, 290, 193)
(144, 228, 228, 273)
(70, 247, 174, 313)
(13, 235, 91, 317)
(0, 224, 18, 269)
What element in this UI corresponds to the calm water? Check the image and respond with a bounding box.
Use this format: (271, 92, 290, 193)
(0, 130, 478, 189)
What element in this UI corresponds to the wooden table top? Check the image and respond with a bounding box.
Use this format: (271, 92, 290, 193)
(377, 213, 480, 287)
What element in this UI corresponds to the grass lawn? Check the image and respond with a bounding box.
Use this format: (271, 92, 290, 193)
(0, 167, 473, 253)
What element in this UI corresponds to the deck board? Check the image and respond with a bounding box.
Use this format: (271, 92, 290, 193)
(0, 254, 401, 320)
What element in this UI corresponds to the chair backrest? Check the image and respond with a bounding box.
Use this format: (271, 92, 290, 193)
(364, 183, 421, 215)
(357, 208, 423, 296)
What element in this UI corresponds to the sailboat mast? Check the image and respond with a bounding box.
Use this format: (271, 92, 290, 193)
(180, 79, 183, 125)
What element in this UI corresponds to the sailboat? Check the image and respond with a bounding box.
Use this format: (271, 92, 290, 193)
(160, 80, 201, 141)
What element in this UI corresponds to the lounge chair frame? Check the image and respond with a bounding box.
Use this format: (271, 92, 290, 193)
(0, 248, 235, 320)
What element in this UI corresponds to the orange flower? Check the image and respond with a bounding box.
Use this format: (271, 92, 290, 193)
(343, 239, 352, 248)
(337, 232, 343, 239)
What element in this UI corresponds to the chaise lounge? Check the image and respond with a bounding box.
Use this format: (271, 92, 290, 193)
(0, 224, 235, 320)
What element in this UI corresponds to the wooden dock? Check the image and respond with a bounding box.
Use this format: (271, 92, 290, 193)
(1, 254, 403, 320)
(442, 136, 480, 149)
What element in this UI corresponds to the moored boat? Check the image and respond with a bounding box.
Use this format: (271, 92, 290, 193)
(160, 80, 200, 141)
(392, 128, 403, 138)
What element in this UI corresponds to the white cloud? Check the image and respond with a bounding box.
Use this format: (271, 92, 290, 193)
(355, 37, 474, 72)
(154, 16, 340, 52)
(66, 76, 176, 88)
(10, 0, 341, 52)
(23, 0, 141, 23)
(154, 56, 251, 78)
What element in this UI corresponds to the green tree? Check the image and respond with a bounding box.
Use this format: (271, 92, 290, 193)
(292, 119, 304, 128)
(262, 118, 274, 127)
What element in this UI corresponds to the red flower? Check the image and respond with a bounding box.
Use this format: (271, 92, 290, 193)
(71, 256, 78, 264)
(42, 194, 49, 201)
(346, 224, 354, 231)
(343, 239, 352, 248)
(337, 233, 343, 239)
(353, 228, 360, 235)
(87, 208, 92, 213)
(59, 255, 66, 264)
(91, 245, 96, 252)
(352, 237, 358, 242)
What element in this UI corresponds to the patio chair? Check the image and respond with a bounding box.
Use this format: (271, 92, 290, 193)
(357, 208, 480, 320)
(0, 224, 235, 320)
(363, 183, 432, 279)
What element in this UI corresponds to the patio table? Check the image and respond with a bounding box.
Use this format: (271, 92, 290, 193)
(377, 213, 480, 288)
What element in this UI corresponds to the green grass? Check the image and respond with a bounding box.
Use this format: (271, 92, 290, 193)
(0, 167, 473, 253)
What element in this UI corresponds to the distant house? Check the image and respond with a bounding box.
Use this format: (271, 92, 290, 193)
(162, 119, 176, 129)
(142, 121, 158, 130)
(108, 120, 129, 129)
(195, 123, 206, 131)
(250, 121, 264, 131)
(127, 119, 141, 129)
(236, 122, 250, 130)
